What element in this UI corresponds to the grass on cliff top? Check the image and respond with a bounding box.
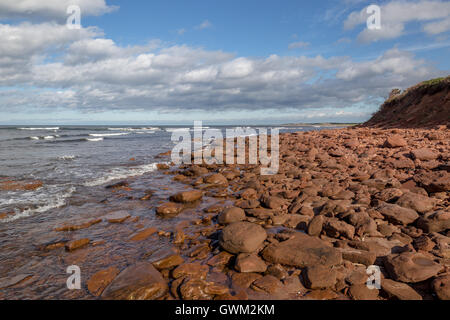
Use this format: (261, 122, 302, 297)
(420, 77, 446, 87)
(385, 75, 449, 104)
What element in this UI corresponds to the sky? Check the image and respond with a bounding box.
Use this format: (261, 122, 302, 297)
(0, 0, 449, 125)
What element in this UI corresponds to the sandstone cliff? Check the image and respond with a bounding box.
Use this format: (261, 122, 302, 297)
(363, 76, 450, 128)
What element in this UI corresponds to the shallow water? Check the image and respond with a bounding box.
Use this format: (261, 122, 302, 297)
(0, 125, 335, 299)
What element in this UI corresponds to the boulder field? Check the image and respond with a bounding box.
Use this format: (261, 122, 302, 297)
(87, 126, 449, 300)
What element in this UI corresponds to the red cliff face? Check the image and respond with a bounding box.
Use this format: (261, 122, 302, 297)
(363, 76, 450, 129)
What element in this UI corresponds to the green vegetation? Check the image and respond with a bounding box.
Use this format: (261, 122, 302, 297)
(421, 77, 445, 87)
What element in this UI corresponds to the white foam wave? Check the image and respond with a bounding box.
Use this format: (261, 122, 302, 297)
(84, 162, 165, 187)
(89, 133, 130, 137)
(165, 128, 190, 132)
(86, 137, 104, 142)
(0, 187, 76, 223)
(108, 127, 160, 132)
(58, 155, 76, 161)
(30, 136, 40, 140)
(43, 135, 56, 140)
(18, 127, 59, 131)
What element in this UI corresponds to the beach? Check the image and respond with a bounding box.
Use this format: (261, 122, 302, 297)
(1, 125, 448, 300)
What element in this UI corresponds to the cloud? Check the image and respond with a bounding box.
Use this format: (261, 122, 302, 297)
(288, 41, 310, 50)
(0, 0, 117, 21)
(0, 11, 443, 119)
(344, 0, 450, 42)
(196, 20, 212, 30)
(0, 22, 101, 85)
(0, 19, 445, 118)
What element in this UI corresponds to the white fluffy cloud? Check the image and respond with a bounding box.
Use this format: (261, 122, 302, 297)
(0, 1, 446, 117)
(0, 0, 116, 21)
(0, 20, 442, 114)
(344, 0, 450, 42)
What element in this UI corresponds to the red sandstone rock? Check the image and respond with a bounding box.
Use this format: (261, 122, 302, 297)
(219, 222, 267, 254)
(235, 253, 267, 273)
(383, 136, 407, 148)
(170, 190, 203, 203)
(217, 207, 246, 224)
(384, 252, 443, 283)
(101, 262, 168, 300)
(87, 267, 120, 296)
(65, 238, 90, 252)
(262, 233, 342, 268)
(155, 202, 183, 216)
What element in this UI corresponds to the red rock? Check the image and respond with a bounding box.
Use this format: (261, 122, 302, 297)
(240, 188, 258, 200)
(178, 278, 222, 300)
(432, 274, 450, 300)
(232, 273, 263, 289)
(303, 265, 337, 289)
(381, 279, 422, 300)
(105, 211, 131, 223)
(65, 238, 90, 252)
(101, 262, 168, 300)
(349, 284, 379, 300)
(204, 173, 228, 185)
(410, 148, 438, 161)
(152, 254, 184, 270)
(396, 192, 435, 214)
(387, 158, 415, 169)
(266, 264, 289, 280)
(129, 227, 157, 241)
(251, 275, 283, 294)
(323, 218, 355, 239)
(304, 289, 338, 300)
(262, 233, 342, 268)
(235, 253, 267, 273)
(261, 196, 286, 210)
(87, 267, 120, 296)
(105, 181, 129, 190)
(417, 210, 450, 233)
(413, 236, 435, 251)
(375, 188, 403, 202)
(339, 248, 376, 266)
(383, 136, 407, 148)
(55, 218, 102, 232)
(246, 208, 273, 220)
(377, 203, 419, 225)
(0, 179, 43, 191)
(384, 252, 443, 283)
(307, 215, 324, 237)
(169, 190, 203, 203)
(219, 222, 267, 254)
(172, 263, 209, 280)
(234, 199, 260, 209)
(414, 171, 450, 193)
(156, 150, 171, 158)
(155, 202, 183, 216)
(156, 163, 170, 170)
(217, 207, 245, 224)
(207, 251, 233, 267)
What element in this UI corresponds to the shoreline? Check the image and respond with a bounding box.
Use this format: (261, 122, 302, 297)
(1, 125, 449, 300)
(96, 125, 450, 300)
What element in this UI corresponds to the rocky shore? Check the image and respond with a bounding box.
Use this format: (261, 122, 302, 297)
(83, 125, 449, 301)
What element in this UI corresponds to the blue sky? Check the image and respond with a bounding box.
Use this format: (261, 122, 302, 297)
(0, 0, 449, 124)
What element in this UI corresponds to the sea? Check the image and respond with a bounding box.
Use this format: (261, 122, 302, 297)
(0, 124, 335, 299)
